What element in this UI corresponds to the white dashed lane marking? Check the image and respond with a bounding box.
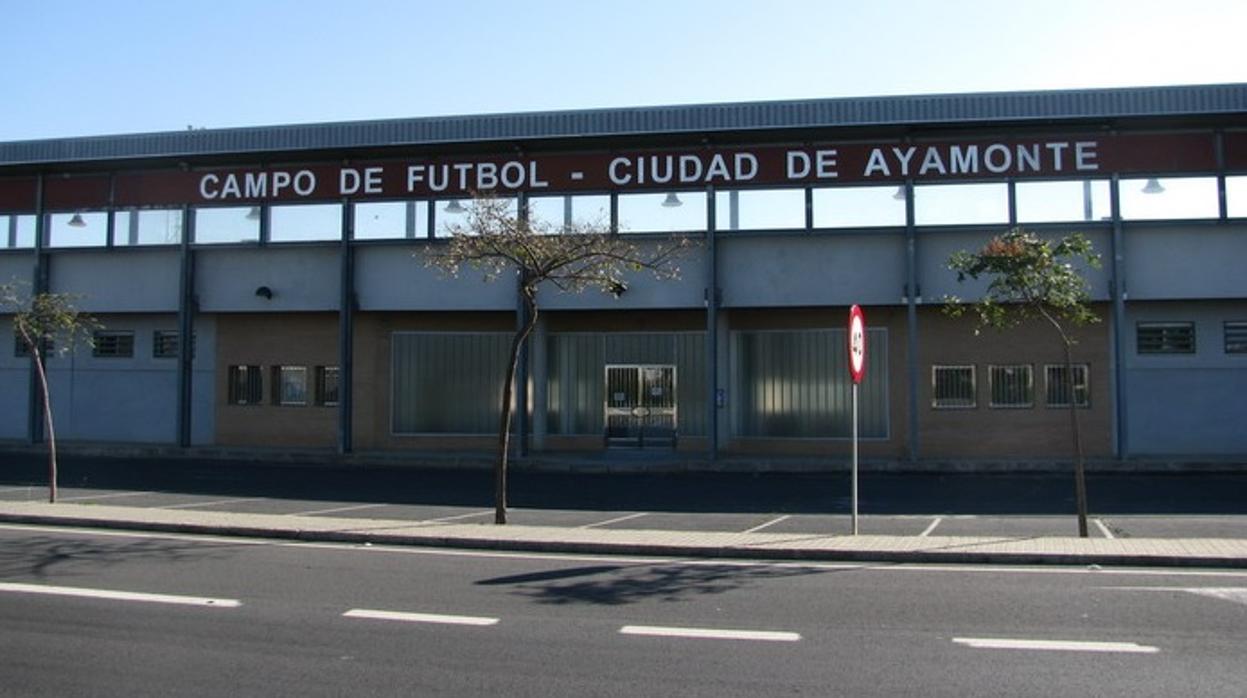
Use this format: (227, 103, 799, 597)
(953, 637, 1158, 653)
(620, 625, 801, 642)
(343, 609, 499, 626)
(0, 582, 241, 608)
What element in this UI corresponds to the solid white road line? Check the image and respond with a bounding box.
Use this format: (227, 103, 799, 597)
(742, 515, 791, 534)
(620, 625, 801, 642)
(579, 512, 649, 529)
(162, 497, 263, 510)
(919, 517, 943, 537)
(1094, 518, 1116, 539)
(952, 637, 1158, 653)
(59, 491, 152, 502)
(420, 510, 495, 524)
(0, 582, 241, 608)
(343, 609, 499, 626)
(289, 503, 387, 517)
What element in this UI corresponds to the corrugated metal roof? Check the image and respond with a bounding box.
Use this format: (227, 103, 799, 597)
(2, 83, 1245, 167)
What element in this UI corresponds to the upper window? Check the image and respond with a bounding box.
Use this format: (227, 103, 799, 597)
(988, 365, 1033, 408)
(1015, 180, 1111, 223)
(92, 331, 134, 358)
(153, 330, 195, 359)
(46, 211, 108, 248)
(194, 206, 261, 244)
(617, 191, 706, 234)
(527, 194, 611, 233)
(14, 333, 53, 358)
(715, 188, 805, 231)
(1227, 176, 1247, 218)
(2, 214, 37, 249)
(269, 203, 342, 242)
(932, 365, 976, 408)
(1137, 322, 1195, 354)
(914, 183, 1009, 226)
(1225, 322, 1247, 355)
(812, 185, 906, 229)
(113, 209, 184, 246)
(354, 201, 429, 240)
(1119, 177, 1219, 220)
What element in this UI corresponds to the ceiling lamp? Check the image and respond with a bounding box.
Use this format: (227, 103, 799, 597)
(661, 192, 683, 208)
(67, 212, 87, 228)
(1141, 178, 1166, 195)
(892, 185, 907, 201)
(245, 206, 261, 220)
(444, 200, 466, 214)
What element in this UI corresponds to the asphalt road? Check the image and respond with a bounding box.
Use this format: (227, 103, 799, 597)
(1, 524, 1245, 697)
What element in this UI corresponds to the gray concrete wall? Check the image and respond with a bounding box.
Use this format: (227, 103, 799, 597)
(197, 247, 339, 312)
(0, 253, 33, 287)
(48, 249, 181, 313)
(719, 234, 905, 307)
(1123, 223, 1247, 300)
(0, 317, 30, 440)
(1124, 301, 1247, 456)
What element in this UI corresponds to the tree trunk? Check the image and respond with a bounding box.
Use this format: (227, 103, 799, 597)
(1064, 341, 1090, 538)
(493, 286, 538, 525)
(32, 347, 57, 504)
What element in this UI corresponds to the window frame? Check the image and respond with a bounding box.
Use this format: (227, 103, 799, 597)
(227, 365, 263, 406)
(273, 365, 309, 406)
(315, 365, 340, 407)
(1224, 321, 1247, 355)
(931, 365, 977, 409)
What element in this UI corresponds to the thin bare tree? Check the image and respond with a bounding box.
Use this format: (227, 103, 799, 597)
(425, 196, 691, 524)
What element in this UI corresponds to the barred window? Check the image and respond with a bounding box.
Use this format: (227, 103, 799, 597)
(1045, 364, 1090, 408)
(316, 366, 340, 406)
(152, 330, 191, 359)
(92, 331, 134, 358)
(228, 365, 263, 405)
(932, 365, 975, 408)
(14, 334, 53, 358)
(1225, 322, 1247, 355)
(273, 366, 308, 406)
(1137, 322, 1195, 354)
(989, 365, 1034, 408)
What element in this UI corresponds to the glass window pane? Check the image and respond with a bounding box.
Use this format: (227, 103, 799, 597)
(932, 366, 976, 408)
(813, 185, 906, 228)
(434, 198, 516, 238)
(617, 191, 706, 233)
(1225, 176, 1247, 218)
(715, 189, 805, 231)
(915, 183, 1009, 225)
(46, 211, 108, 248)
(278, 366, 308, 405)
(1119, 177, 1219, 220)
(11, 215, 36, 248)
(527, 194, 611, 232)
(270, 203, 342, 242)
(354, 201, 427, 240)
(988, 365, 1033, 408)
(1016, 180, 1112, 223)
(194, 206, 260, 244)
(113, 209, 184, 246)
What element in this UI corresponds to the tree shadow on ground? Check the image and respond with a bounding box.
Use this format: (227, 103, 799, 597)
(475, 562, 842, 606)
(0, 535, 246, 581)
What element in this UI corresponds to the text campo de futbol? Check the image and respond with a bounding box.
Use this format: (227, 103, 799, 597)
(197, 140, 1101, 201)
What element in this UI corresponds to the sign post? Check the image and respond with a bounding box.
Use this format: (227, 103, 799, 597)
(847, 305, 867, 535)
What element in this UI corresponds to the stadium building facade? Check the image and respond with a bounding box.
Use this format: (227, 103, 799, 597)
(1, 84, 1245, 466)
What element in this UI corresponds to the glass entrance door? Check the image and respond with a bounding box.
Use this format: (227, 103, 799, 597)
(605, 364, 677, 448)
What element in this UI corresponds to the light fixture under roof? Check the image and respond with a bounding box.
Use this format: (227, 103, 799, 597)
(661, 192, 683, 208)
(245, 206, 261, 220)
(892, 185, 907, 201)
(1141, 178, 1166, 195)
(67, 212, 87, 228)
(444, 200, 466, 214)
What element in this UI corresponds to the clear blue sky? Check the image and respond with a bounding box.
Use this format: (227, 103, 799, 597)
(3, 0, 1244, 141)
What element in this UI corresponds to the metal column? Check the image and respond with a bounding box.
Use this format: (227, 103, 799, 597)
(338, 200, 355, 454)
(1109, 175, 1127, 459)
(705, 186, 718, 460)
(903, 179, 919, 462)
(26, 175, 46, 445)
(176, 205, 196, 447)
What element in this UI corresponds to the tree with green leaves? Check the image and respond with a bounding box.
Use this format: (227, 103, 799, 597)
(945, 228, 1102, 537)
(1, 282, 98, 503)
(425, 196, 690, 524)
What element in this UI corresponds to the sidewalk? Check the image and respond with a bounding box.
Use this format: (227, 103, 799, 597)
(3, 500, 1246, 569)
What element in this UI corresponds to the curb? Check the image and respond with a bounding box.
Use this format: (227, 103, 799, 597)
(3, 512, 1244, 570)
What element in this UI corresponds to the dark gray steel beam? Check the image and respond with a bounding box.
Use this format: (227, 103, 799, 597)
(338, 199, 355, 454)
(1109, 175, 1128, 459)
(706, 185, 718, 460)
(176, 204, 195, 447)
(904, 179, 919, 462)
(26, 175, 46, 445)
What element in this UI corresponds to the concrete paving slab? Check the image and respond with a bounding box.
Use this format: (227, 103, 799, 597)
(504, 509, 641, 528)
(1103, 516, 1247, 539)
(600, 512, 785, 533)
(764, 514, 936, 537)
(936, 515, 1097, 538)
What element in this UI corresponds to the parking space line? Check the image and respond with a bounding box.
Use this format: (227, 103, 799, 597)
(343, 609, 498, 626)
(580, 512, 649, 529)
(1094, 518, 1115, 539)
(952, 637, 1158, 653)
(0, 486, 35, 494)
(920, 517, 943, 537)
(162, 498, 262, 510)
(59, 491, 152, 502)
(620, 625, 801, 642)
(743, 515, 791, 534)
(0, 582, 240, 608)
(289, 503, 387, 517)
(419, 510, 494, 524)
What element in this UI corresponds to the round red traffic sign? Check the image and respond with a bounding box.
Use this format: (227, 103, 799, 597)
(848, 305, 866, 384)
